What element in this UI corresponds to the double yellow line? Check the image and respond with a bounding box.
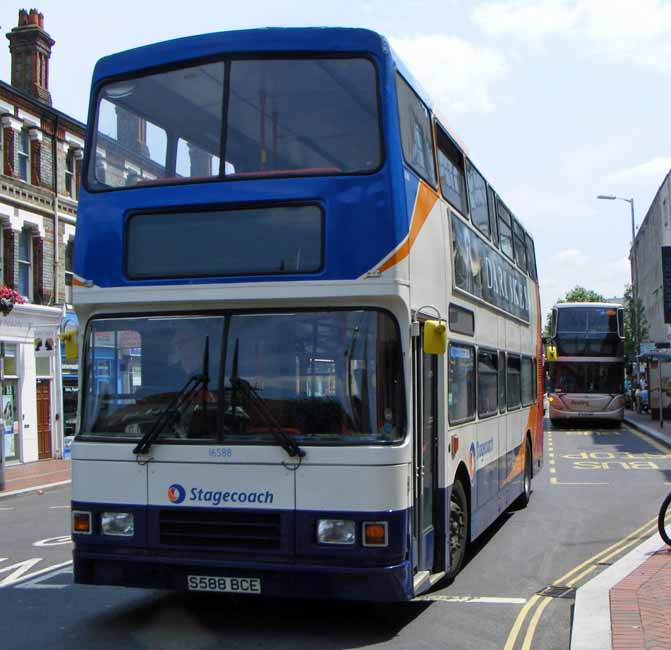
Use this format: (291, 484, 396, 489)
(503, 514, 662, 650)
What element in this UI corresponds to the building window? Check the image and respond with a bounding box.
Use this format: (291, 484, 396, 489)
(18, 128, 29, 181)
(2, 343, 20, 462)
(65, 240, 74, 305)
(65, 149, 75, 198)
(18, 227, 32, 300)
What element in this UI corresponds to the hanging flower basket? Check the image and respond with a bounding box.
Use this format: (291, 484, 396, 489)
(0, 286, 26, 316)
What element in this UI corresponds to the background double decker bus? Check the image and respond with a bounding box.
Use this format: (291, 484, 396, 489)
(546, 302, 625, 424)
(70, 27, 543, 601)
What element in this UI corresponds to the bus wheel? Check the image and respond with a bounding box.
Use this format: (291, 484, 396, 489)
(514, 440, 532, 509)
(447, 480, 468, 580)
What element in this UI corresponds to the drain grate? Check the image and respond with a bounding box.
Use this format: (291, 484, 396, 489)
(536, 585, 576, 599)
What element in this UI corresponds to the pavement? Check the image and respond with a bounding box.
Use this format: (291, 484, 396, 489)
(0, 458, 71, 498)
(571, 410, 671, 650)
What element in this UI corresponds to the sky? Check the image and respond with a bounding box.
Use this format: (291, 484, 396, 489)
(1, 0, 669, 320)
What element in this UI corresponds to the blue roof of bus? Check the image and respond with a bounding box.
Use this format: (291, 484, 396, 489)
(91, 26, 437, 111)
(95, 27, 382, 80)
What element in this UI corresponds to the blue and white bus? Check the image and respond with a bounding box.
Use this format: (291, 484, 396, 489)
(71, 27, 544, 601)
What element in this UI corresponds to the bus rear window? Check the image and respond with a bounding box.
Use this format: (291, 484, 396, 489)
(88, 57, 381, 189)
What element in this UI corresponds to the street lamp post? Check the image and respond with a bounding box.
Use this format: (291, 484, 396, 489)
(597, 194, 639, 378)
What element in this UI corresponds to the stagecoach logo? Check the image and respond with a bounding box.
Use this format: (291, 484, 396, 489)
(468, 442, 477, 483)
(451, 214, 530, 323)
(167, 483, 186, 504)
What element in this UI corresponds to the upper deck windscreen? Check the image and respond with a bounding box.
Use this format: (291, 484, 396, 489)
(557, 307, 619, 334)
(88, 57, 381, 189)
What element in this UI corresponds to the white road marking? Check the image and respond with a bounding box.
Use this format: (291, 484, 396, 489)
(15, 565, 72, 590)
(0, 507, 14, 511)
(415, 595, 527, 604)
(33, 535, 72, 547)
(49, 505, 70, 510)
(0, 560, 72, 589)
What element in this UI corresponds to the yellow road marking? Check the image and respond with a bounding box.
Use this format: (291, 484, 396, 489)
(503, 515, 659, 650)
(549, 467, 556, 474)
(521, 521, 659, 649)
(624, 424, 671, 454)
(521, 596, 552, 650)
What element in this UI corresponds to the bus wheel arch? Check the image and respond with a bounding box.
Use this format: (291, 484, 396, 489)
(447, 464, 471, 581)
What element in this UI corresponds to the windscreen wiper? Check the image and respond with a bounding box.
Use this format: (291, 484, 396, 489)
(133, 337, 210, 457)
(229, 339, 305, 460)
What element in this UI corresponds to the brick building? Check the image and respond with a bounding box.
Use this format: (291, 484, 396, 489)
(1, 9, 83, 464)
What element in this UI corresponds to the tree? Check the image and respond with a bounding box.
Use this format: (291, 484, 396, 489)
(543, 286, 606, 337)
(623, 284, 649, 356)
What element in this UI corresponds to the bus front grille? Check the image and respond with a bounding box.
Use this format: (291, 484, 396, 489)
(159, 509, 283, 550)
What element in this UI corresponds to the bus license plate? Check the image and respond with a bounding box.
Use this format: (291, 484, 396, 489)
(187, 575, 261, 594)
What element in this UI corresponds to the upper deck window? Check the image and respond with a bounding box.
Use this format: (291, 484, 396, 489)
(436, 127, 467, 215)
(396, 74, 436, 187)
(497, 199, 514, 261)
(557, 307, 619, 334)
(88, 57, 381, 190)
(466, 161, 489, 237)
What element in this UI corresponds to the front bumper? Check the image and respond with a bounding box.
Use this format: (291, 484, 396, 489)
(549, 405, 624, 421)
(73, 549, 413, 602)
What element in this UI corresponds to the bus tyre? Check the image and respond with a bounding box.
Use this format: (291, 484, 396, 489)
(514, 440, 532, 509)
(659, 491, 671, 547)
(447, 479, 469, 581)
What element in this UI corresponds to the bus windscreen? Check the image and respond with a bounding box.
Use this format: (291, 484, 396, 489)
(88, 57, 381, 189)
(79, 310, 405, 445)
(553, 362, 624, 394)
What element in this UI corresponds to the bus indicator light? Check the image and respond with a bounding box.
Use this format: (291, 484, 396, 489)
(72, 511, 92, 535)
(363, 522, 388, 547)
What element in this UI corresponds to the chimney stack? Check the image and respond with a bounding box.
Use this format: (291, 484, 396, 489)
(6, 8, 55, 105)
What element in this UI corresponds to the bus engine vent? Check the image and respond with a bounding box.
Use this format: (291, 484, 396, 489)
(159, 509, 283, 550)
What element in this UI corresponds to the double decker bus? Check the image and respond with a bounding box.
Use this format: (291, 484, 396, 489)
(70, 28, 543, 601)
(546, 302, 625, 424)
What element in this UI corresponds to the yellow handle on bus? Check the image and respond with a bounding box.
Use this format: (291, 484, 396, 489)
(423, 320, 447, 355)
(546, 344, 557, 362)
(59, 330, 78, 361)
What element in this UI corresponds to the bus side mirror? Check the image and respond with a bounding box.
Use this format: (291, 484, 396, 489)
(60, 330, 78, 361)
(423, 320, 447, 355)
(545, 344, 557, 362)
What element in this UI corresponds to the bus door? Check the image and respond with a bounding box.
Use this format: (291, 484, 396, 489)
(413, 327, 441, 573)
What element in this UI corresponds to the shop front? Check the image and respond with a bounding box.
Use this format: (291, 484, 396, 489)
(0, 303, 63, 464)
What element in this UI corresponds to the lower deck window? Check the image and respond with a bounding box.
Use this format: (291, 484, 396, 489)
(448, 343, 475, 424)
(507, 355, 521, 409)
(478, 349, 498, 418)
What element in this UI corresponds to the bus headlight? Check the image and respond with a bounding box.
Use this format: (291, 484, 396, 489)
(101, 512, 134, 537)
(317, 519, 355, 545)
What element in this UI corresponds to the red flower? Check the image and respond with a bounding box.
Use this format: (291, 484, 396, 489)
(0, 286, 26, 304)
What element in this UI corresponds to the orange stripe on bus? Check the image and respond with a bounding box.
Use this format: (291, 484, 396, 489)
(378, 183, 438, 273)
